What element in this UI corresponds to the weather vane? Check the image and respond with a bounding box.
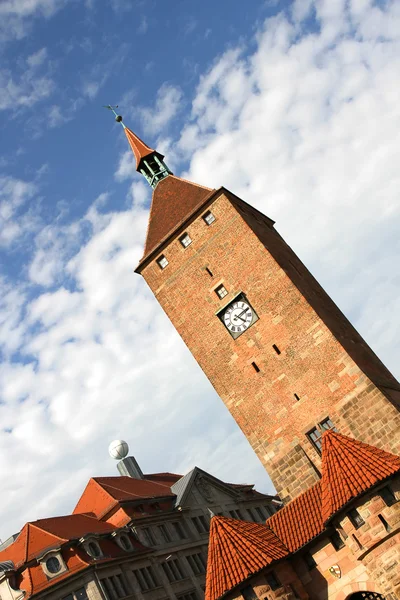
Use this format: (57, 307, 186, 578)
(103, 104, 124, 124)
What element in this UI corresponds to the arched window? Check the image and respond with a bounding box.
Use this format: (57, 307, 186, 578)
(119, 535, 131, 551)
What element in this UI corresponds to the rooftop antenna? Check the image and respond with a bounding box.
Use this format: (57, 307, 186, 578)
(103, 104, 125, 127)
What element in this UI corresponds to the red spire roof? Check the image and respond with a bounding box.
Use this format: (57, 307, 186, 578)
(321, 429, 400, 523)
(205, 516, 288, 600)
(137, 174, 215, 264)
(124, 127, 159, 170)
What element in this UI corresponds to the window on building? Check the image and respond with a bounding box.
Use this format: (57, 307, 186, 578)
(330, 531, 345, 550)
(264, 505, 274, 518)
(172, 521, 187, 540)
(133, 566, 159, 592)
(118, 534, 132, 551)
(179, 233, 192, 248)
(186, 553, 206, 575)
(74, 589, 88, 600)
(177, 592, 198, 600)
(87, 541, 101, 558)
(228, 510, 239, 519)
(241, 585, 258, 600)
(265, 571, 281, 591)
(156, 255, 169, 269)
(161, 558, 185, 583)
(255, 507, 265, 522)
(307, 418, 336, 452)
(101, 576, 128, 600)
(347, 508, 365, 529)
(191, 515, 209, 534)
(45, 556, 61, 574)
(158, 524, 171, 543)
(377, 513, 392, 533)
(304, 552, 317, 570)
(203, 211, 216, 225)
(141, 527, 155, 546)
(215, 284, 228, 299)
(380, 486, 397, 507)
(247, 508, 257, 522)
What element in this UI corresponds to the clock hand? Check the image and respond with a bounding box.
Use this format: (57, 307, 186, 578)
(234, 314, 247, 323)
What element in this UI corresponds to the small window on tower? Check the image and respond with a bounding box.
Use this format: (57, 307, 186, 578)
(157, 255, 169, 269)
(179, 232, 192, 248)
(379, 486, 397, 507)
(215, 284, 228, 299)
(203, 210, 216, 225)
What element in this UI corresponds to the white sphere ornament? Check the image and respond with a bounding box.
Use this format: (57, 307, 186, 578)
(109, 440, 129, 460)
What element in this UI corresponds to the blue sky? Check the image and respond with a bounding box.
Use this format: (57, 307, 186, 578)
(0, 0, 399, 540)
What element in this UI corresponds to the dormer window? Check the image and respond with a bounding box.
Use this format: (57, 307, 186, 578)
(203, 211, 215, 225)
(157, 255, 168, 270)
(40, 551, 68, 579)
(46, 556, 61, 574)
(87, 541, 101, 558)
(114, 532, 133, 552)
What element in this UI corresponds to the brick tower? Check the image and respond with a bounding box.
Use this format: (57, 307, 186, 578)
(114, 114, 400, 503)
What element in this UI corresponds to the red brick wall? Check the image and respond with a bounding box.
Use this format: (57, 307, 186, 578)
(141, 190, 400, 501)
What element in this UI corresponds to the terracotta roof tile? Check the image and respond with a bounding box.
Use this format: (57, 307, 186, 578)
(266, 482, 323, 553)
(321, 430, 400, 523)
(138, 174, 215, 263)
(73, 475, 176, 519)
(205, 516, 288, 600)
(124, 127, 158, 170)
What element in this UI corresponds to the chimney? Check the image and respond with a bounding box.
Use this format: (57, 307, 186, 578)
(117, 455, 144, 479)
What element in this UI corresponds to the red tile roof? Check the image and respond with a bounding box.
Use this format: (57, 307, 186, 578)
(321, 430, 400, 523)
(124, 127, 158, 170)
(266, 482, 323, 553)
(73, 475, 176, 519)
(0, 514, 147, 598)
(137, 174, 215, 265)
(205, 517, 288, 600)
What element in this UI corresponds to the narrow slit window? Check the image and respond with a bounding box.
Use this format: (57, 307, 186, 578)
(215, 284, 228, 299)
(272, 344, 281, 355)
(294, 393, 300, 401)
(156, 255, 168, 270)
(377, 514, 392, 533)
(179, 232, 192, 248)
(203, 210, 216, 225)
(205, 267, 213, 277)
(252, 362, 260, 373)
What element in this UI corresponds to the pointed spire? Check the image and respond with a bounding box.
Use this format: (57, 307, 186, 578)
(321, 430, 400, 523)
(105, 105, 172, 188)
(205, 516, 288, 600)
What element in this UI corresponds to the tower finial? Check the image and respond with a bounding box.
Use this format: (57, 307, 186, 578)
(105, 104, 172, 188)
(103, 104, 125, 126)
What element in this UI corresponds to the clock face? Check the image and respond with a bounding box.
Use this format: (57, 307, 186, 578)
(223, 300, 254, 335)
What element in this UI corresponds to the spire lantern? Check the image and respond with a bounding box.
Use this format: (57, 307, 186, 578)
(104, 105, 172, 188)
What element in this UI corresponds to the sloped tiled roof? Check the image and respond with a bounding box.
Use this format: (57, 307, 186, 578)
(266, 482, 323, 553)
(205, 517, 288, 600)
(137, 174, 215, 263)
(73, 475, 176, 518)
(0, 515, 119, 567)
(321, 430, 400, 523)
(124, 127, 159, 170)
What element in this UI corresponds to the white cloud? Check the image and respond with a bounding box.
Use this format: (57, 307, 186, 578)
(0, 0, 400, 541)
(0, 0, 66, 42)
(0, 176, 38, 247)
(139, 83, 183, 135)
(26, 47, 47, 68)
